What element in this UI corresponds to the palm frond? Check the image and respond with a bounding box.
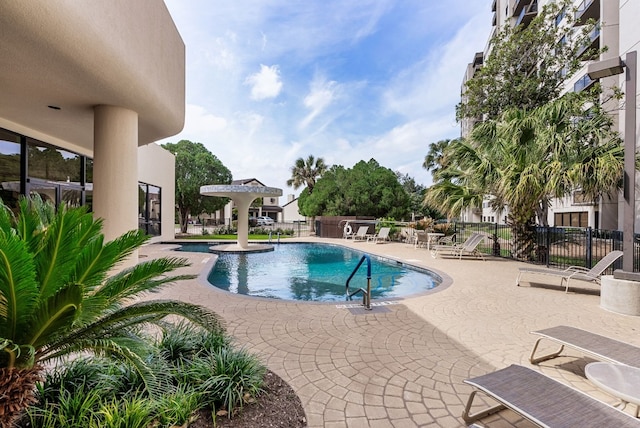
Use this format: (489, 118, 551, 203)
(42, 300, 225, 362)
(35, 206, 87, 301)
(0, 231, 38, 340)
(84, 258, 194, 317)
(24, 283, 82, 352)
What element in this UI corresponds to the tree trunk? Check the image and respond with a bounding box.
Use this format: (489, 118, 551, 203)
(0, 366, 42, 427)
(508, 211, 537, 261)
(180, 208, 190, 233)
(309, 216, 316, 235)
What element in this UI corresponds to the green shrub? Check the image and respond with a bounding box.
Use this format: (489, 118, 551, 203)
(158, 321, 229, 365)
(154, 385, 203, 427)
(197, 348, 266, 416)
(93, 396, 156, 428)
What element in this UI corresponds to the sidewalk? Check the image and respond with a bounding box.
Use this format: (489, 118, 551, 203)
(144, 238, 640, 427)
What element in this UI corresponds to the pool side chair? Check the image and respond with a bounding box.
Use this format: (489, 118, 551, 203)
(528, 325, 640, 367)
(436, 234, 456, 246)
(431, 232, 485, 260)
(352, 226, 372, 241)
(516, 250, 623, 293)
(368, 227, 391, 243)
(462, 364, 640, 427)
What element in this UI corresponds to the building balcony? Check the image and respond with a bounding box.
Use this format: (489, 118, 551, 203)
(576, 24, 600, 60)
(574, 73, 595, 92)
(512, 0, 532, 17)
(574, 0, 600, 25)
(492, 12, 497, 27)
(515, 1, 538, 27)
(492, 0, 497, 12)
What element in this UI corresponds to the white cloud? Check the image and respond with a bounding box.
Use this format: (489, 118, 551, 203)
(244, 64, 283, 100)
(299, 76, 340, 129)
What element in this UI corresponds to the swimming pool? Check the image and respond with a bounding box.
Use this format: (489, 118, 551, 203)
(178, 242, 442, 302)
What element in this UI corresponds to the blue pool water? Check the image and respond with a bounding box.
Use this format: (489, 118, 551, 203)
(178, 242, 442, 302)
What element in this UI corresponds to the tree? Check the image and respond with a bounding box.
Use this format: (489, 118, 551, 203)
(0, 196, 224, 425)
(300, 159, 411, 220)
(426, 94, 623, 259)
(396, 172, 428, 221)
(422, 139, 457, 179)
(287, 155, 328, 233)
(162, 140, 232, 233)
(457, 0, 601, 122)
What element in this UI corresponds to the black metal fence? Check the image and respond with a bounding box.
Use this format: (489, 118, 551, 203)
(452, 222, 631, 273)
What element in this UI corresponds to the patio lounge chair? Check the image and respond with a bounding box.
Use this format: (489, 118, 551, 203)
(529, 325, 640, 366)
(516, 250, 623, 293)
(352, 226, 372, 241)
(462, 364, 640, 427)
(431, 232, 485, 260)
(367, 227, 391, 243)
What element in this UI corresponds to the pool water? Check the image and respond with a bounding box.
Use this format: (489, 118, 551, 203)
(179, 242, 442, 302)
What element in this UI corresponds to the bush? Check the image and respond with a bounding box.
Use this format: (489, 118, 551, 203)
(19, 322, 265, 427)
(197, 348, 266, 416)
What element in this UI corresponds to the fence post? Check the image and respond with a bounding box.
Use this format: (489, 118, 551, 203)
(586, 227, 593, 268)
(545, 226, 551, 268)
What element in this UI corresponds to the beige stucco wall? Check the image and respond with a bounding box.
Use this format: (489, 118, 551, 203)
(0, 0, 185, 151)
(0, 0, 184, 247)
(138, 143, 176, 242)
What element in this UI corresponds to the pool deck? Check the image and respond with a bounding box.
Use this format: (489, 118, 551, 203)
(144, 237, 640, 427)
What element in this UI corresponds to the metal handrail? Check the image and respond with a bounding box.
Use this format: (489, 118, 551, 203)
(345, 254, 372, 310)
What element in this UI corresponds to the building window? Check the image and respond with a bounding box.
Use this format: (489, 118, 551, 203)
(555, 7, 566, 27)
(554, 212, 588, 227)
(139, 182, 161, 236)
(0, 128, 91, 210)
(0, 129, 22, 209)
(28, 139, 82, 182)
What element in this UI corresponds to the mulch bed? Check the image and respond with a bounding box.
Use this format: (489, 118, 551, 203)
(189, 370, 307, 428)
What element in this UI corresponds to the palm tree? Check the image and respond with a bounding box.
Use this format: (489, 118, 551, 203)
(425, 93, 623, 260)
(422, 139, 456, 179)
(0, 196, 224, 426)
(287, 155, 328, 234)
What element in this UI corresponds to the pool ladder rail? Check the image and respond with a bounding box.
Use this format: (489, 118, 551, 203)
(268, 231, 281, 243)
(345, 254, 372, 310)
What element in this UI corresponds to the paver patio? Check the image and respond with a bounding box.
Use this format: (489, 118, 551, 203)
(144, 237, 640, 427)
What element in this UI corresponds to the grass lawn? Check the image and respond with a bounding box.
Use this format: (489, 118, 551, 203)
(180, 234, 292, 240)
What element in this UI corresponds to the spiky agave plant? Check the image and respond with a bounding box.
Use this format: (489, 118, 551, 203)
(0, 196, 224, 426)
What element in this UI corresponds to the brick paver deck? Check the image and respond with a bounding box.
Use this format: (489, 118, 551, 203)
(144, 237, 640, 427)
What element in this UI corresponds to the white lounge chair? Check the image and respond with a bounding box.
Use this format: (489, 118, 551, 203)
(516, 250, 623, 292)
(367, 227, 391, 243)
(431, 232, 485, 260)
(352, 226, 372, 241)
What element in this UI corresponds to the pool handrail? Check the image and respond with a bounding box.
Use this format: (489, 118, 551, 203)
(345, 254, 372, 310)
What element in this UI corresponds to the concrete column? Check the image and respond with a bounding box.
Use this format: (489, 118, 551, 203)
(234, 195, 256, 249)
(93, 105, 139, 243)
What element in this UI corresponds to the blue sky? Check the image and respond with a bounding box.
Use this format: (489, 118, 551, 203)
(161, 0, 492, 198)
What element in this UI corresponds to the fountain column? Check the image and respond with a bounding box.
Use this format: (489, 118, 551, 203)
(200, 184, 283, 251)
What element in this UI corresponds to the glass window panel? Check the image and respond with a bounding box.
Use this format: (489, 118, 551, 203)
(85, 158, 93, 184)
(28, 139, 81, 182)
(0, 129, 22, 208)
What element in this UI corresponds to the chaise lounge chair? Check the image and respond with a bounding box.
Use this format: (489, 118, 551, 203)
(528, 325, 640, 367)
(367, 227, 391, 243)
(516, 250, 623, 293)
(431, 232, 485, 260)
(462, 364, 640, 427)
(352, 226, 372, 241)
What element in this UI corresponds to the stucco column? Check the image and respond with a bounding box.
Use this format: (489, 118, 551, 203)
(93, 105, 139, 243)
(234, 195, 255, 249)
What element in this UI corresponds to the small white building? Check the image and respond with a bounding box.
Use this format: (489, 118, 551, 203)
(281, 194, 307, 223)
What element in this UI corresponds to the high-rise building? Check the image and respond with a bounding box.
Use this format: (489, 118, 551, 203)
(460, 0, 639, 231)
